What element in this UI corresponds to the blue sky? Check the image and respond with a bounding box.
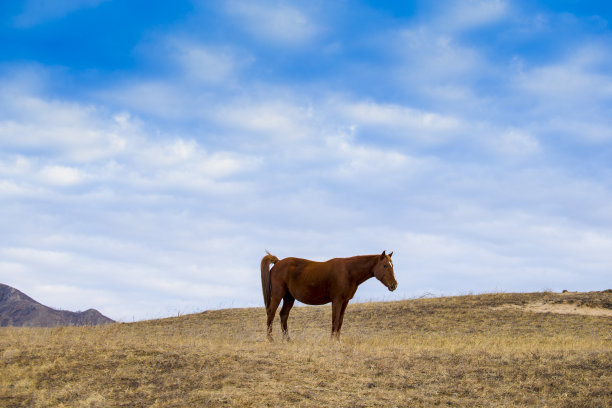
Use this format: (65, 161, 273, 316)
(1, 0, 611, 321)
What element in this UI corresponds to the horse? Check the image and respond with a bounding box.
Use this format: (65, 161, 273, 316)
(260, 250, 397, 340)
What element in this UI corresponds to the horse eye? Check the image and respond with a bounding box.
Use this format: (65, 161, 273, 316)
(383, 265, 387, 268)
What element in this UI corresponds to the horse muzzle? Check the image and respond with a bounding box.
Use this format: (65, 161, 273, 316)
(388, 282, 397, 292)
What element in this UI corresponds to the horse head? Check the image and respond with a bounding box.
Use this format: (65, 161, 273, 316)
(372, 250, 397, 291)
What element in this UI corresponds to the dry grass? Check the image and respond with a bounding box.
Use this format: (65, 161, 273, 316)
(1, 291, 611, 407)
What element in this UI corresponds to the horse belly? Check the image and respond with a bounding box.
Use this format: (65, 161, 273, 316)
(290, 285, 331, 305)
(287, 276, 332, 305)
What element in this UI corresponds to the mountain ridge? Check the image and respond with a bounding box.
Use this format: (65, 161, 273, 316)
(0, 283, 114, 327)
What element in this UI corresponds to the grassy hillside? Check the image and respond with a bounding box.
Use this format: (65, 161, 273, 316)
(1, 291, 611, 407)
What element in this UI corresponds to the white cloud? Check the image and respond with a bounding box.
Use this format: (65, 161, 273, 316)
(517, 61, 612, 105)
(1, 247, 74, 266)
(340, 102, 459, 130)
(39, 165, 85, 186)
(0, 180, 27, 196)
(337, 101, 462, 145)
(391, 26, 493, 106)
(0, 155, 31, 176)
(324, 129, 433, 184)
(440, 0, 509, 32)
(0, 77, 263, 200)
(489, 129, 540, 157)
(513, 45, 612, 143)
(224, 1, 319, 45)
(102, 81, 189, 120)
(113, 38, 252, 116)
(212, 99, 316, 142)
(169, 40, 252, 85)
(0, 85, 132, 162)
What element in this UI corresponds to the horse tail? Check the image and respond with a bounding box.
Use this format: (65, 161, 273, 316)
(261, 250, 278, 309)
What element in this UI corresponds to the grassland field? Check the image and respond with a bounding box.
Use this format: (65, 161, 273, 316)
(1, 291, 611, 407)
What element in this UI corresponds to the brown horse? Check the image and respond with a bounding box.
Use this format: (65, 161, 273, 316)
(260, 250, 397, 340)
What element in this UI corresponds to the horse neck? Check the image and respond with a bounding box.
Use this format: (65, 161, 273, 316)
(347, 255, 378, 285)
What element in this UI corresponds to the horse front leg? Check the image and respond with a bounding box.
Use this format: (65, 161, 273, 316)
(331, 299, 344, 340)
(336, 300, 349, 335)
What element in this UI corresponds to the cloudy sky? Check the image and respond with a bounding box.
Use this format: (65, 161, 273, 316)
(1, 1, 611, 321)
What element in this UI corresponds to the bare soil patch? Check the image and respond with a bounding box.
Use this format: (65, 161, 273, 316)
(495, 301, 612, 317)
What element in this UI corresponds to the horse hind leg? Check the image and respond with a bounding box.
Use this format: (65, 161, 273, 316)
(266, 295, 282, 341)
(279, 293, 295, 340)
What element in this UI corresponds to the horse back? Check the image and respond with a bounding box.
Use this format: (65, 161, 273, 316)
(274, 257, 339, 279)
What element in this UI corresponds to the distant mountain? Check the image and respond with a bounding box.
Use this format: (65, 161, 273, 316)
(0, 283, 114, 327)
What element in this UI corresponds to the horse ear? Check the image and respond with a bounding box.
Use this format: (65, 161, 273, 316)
(380, 250, 386, 259)
(389, 251, 393, 258)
